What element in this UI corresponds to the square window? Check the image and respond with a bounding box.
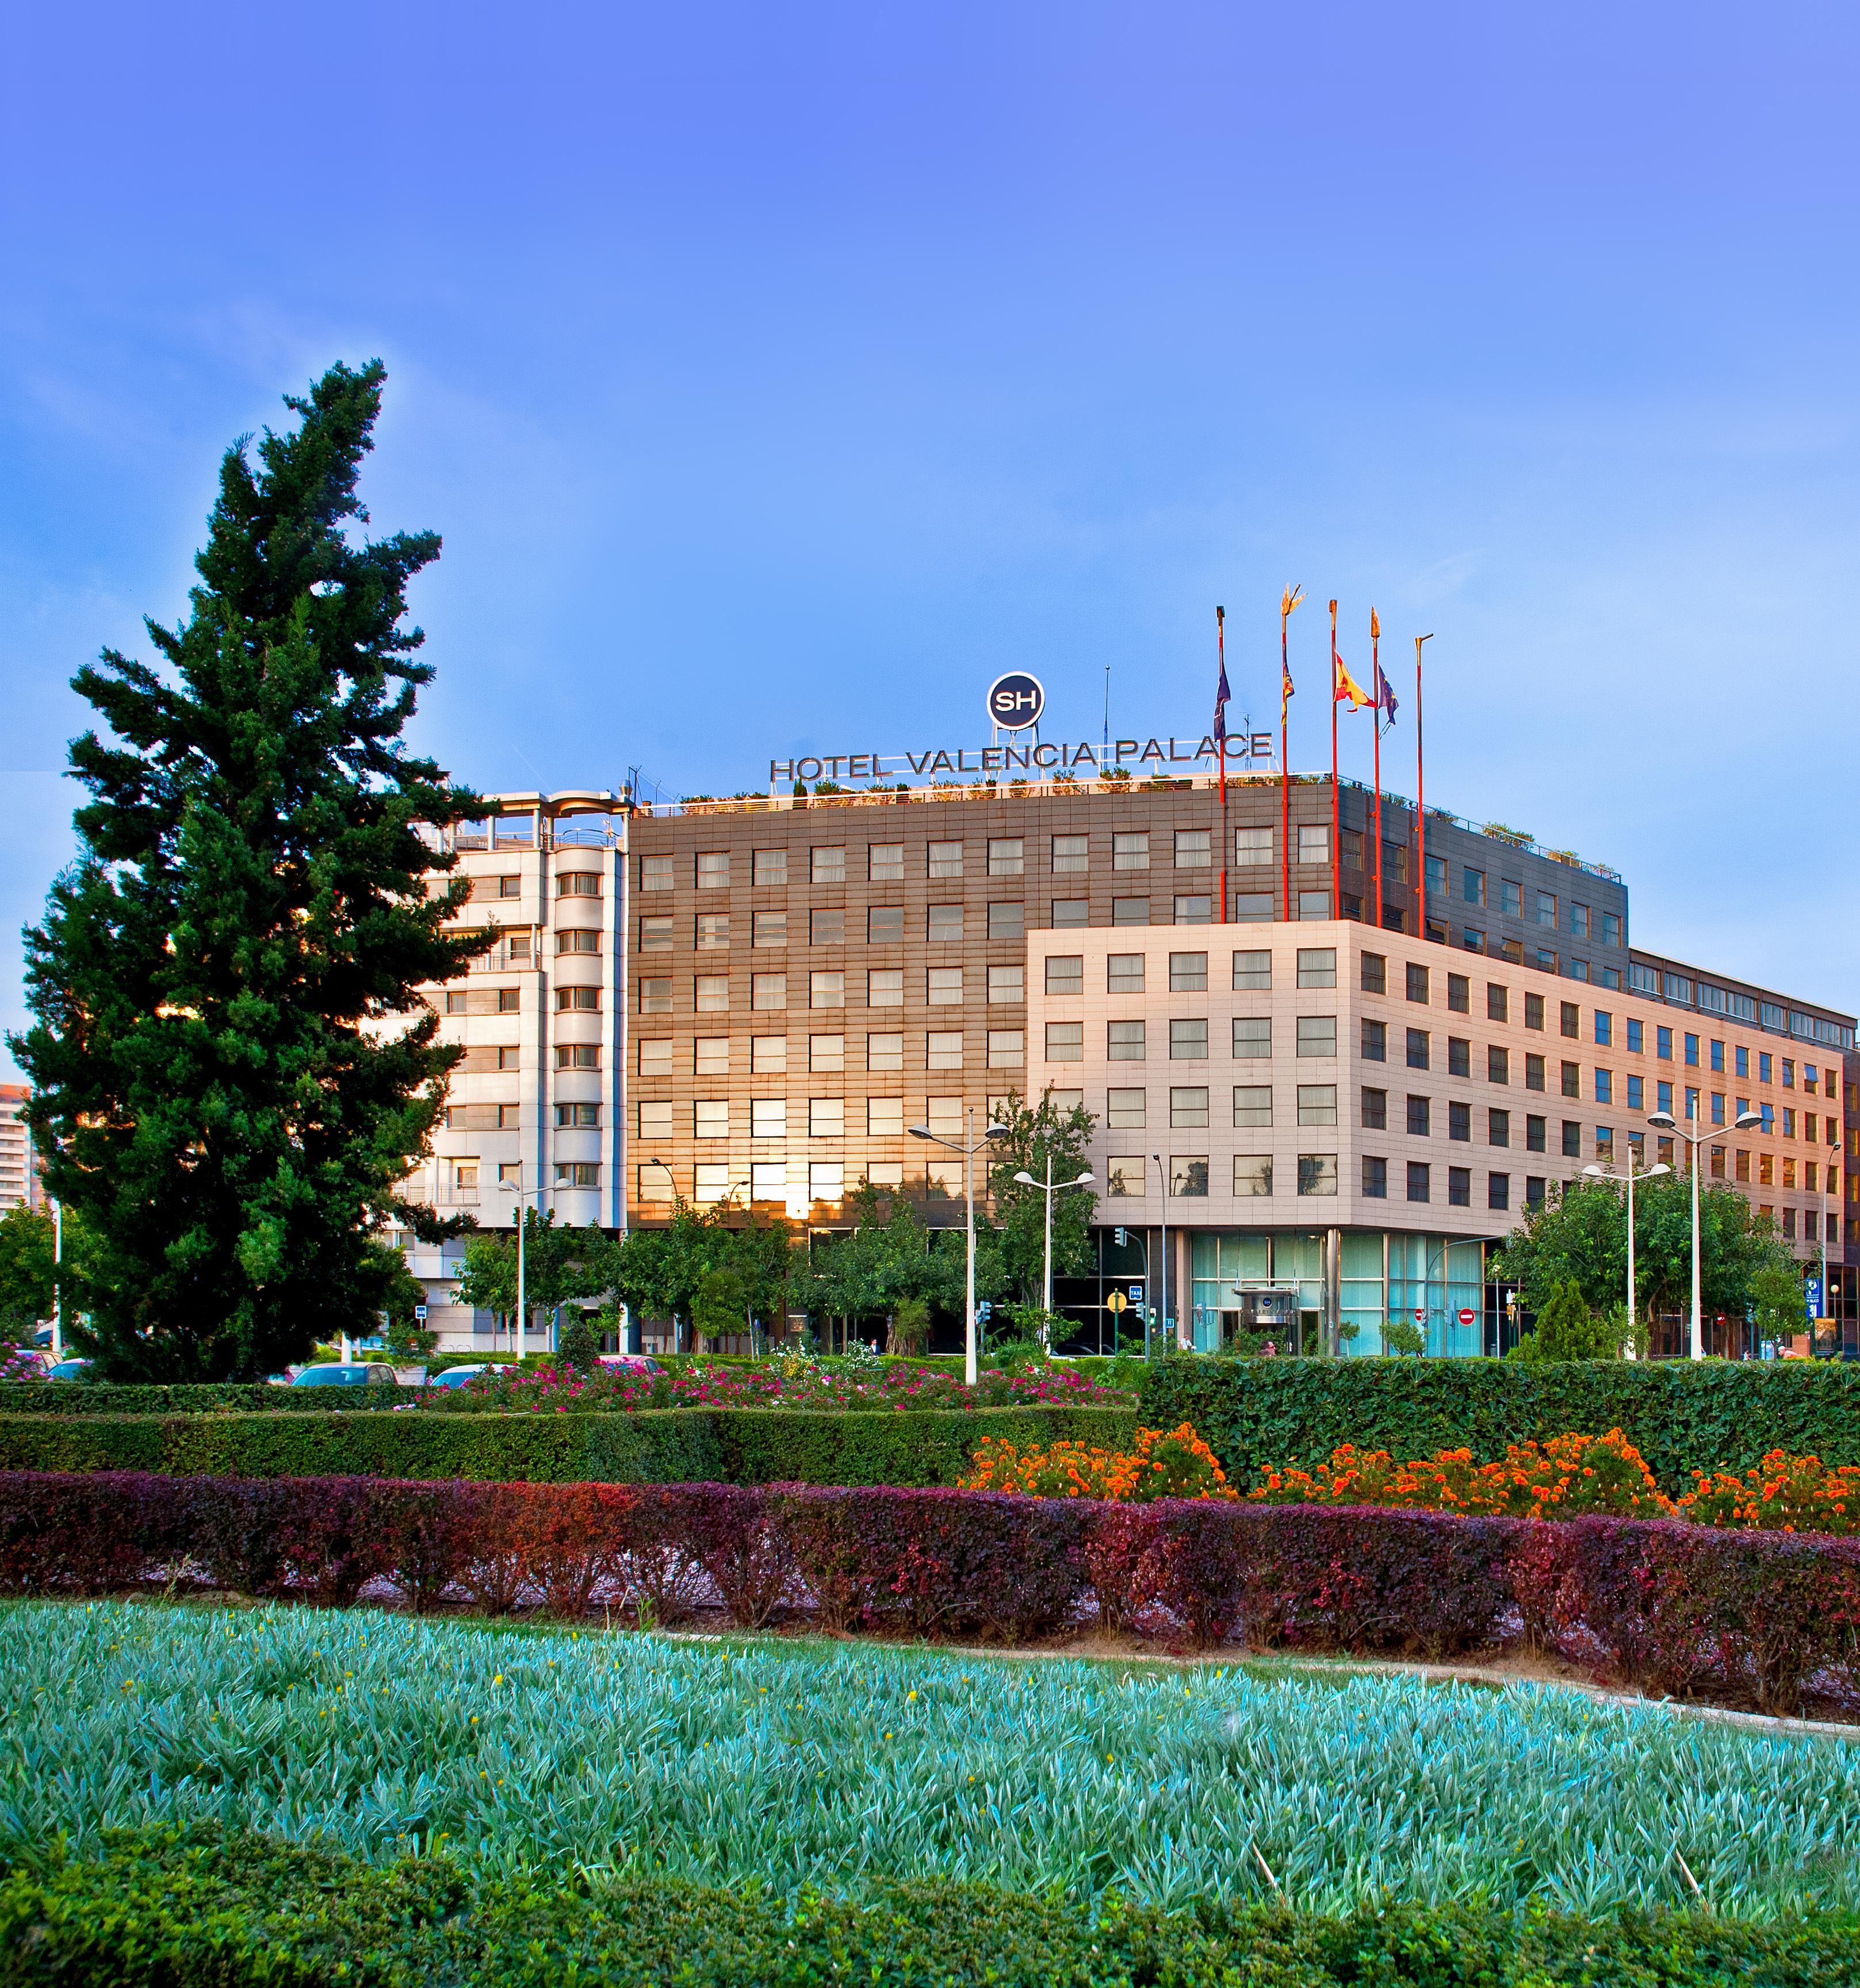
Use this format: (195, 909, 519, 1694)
(1173, 894, 1212, 924)
(751, 1035, 787, 1073)
(1235, 1153, 1273, 1196)
(1233, 949, 1272, 990)
(694, 1164, 731, 1204)
(640, 855, 674, 892)
(1106, 1156, 1147, 1196)
(810, 1033, 845, 1072)
(1407, 1160, 1432, 1203)
(928, 840, 964, 878)
(927, 1030, 963, 1069)
(1361, 1019, 1387, 1062)
(1234, 1016, 1272, 1058)
(1046, 955, 1084, 996)
(988, 964, 1024, 1003)
(927, 966, 963, 1005)
(1298, 1015, 1337, 1057)
(868, 844, 905, 881)
(1051, 835, 1089, 874)
(1170, 1156, 1208, 1196)
(1051, 899, 1089, 928)
(988, 901, 1025, 941)
(987, 1029, 1024, 1066)
(1298, 947, 1337, 988)
(638, 978, 672, 1014)
(1113, 897, 1150, 924)
(751, 1099, 787, 1139)
(1174, 829, 1211, 867)
(1407, 1095, 1431, 1136)
(988, 838, 1025, 876)
(867, 1096, 904, 1135)
(1299, 1153, 1339, 1195)
(1233, 1084, 1272, 1127)
(1298, 824, 1330, 865)
(809, 1097, 844, 1137)
(1297, 890, 1331, 919)
(1170, 951, 1208, 991)
(928, 904, 964, 942)
(1107, 1087, 1147, 1128)
(1046, 1020, 1084, 1062)
(811, 846, 846, 885)
(867, 905, 905, 944)
(1360, 1086, 1387, 1129)
(1363, 1155, 1388, 1198)
(805, 906, 842, 947)
(867, 969, 904, 1007)
(753, 909, 788, 948)
(809, 1162, 843, 1202)
(639, 1037, 675, 1077)
(1109, 953, 1146, 992)
(694, 1099, 728, 1138)
(695, 974, 732, 1012)
(750, 1162, 788, 1202)
(1113, 832, 1150, 871)
(752, 848, 787, 887)
(638, 1100, 674, 1140)
(1169, 1018, 1208, 1059)
(640, 915, 673, 950)
(1108, 1020, 1146, 1061)
(1170, 1085, 1209, 1127)
(751, 973, 786, 1011)
(1234, 826, 1273, 866)
(925, 1096, 963, 1136)
(1298, 1083, 1338, 1126)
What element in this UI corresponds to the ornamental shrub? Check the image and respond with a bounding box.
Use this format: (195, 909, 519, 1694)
(1679, 1450, 1860, 1536)
(963, 1424, 1235, 1502)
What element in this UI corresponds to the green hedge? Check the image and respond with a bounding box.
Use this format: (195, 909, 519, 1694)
(1138, 1356, 1860, 1492)
(0, 1404, 1135, 1488)
(0, 1381, 427, 1416)
(4, 1826, 1856, 1987)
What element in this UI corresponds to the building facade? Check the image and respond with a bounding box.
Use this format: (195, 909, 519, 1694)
(407, 774, 1854, 1355)
(0, 1086, 39, 1215)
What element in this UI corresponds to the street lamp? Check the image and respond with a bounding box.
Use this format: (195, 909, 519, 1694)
(1647, 1105, 1762, 1359)
(1010, 1158, 1094, 1345)
(1151, 1154, 1173, 1350)
(908, 1112, 1011, 1386)
(641, 1157, 682, 1352)
(1582, 1146, 1672, 1349)
(496, 1172, 556, 1364)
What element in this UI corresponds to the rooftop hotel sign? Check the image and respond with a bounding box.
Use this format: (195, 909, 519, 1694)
(773, 672, 1275, 786)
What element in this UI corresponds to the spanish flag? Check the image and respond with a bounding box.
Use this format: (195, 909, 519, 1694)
(1333, 650, 1373, 710)
(1280, 661, 1295, 720)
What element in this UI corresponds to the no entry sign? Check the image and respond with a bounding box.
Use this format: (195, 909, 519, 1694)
(1458, 1308, 1476, 1326)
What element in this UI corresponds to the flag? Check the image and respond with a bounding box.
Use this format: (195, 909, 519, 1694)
(1333, 652, 1372, 710)
(1214, 607, 1230, 743)
(1375, 663, 1399, 732)
(1280, 661, 1295, 720)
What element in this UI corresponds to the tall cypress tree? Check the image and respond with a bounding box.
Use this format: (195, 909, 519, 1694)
(10, 361, 485, 1380)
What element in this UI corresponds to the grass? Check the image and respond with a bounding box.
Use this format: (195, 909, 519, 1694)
(1, 1599, 1855, 1919)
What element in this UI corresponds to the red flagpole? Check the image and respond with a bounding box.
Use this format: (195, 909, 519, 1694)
(1371, 608, 1383, 932)
(1216, 605, 1227, 926)
(1279, 588, 1300, 922)
(1329, 599, 1340, 920)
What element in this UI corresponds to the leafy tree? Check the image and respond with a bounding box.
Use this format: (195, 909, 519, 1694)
(983, 1090, 1098, 1305)
(451, 1209, 617, 1353)
(1383, 1317, 1426, 1357)
(556, 1310, 601, 1373)
(806, 1184, 963, 1349)
(1509, 1279, 1623, 1362)
(612, 1199, 791, 1351)
(691, 1265, 751, 1351)
(0, 1205, 95, 1341)
(1749, 1260, 1808, 1348)
(9, 362, 483, 1381)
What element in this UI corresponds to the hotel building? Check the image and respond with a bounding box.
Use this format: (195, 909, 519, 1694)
(403, 771, 1855, 1356)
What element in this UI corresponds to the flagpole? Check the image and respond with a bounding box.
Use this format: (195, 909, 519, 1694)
(1329, 598, 1340, 920)
(1216, 605, 1227, 926)
(1279, 587, 1300, 923)
(1371, 608, 1383, 932)
(1415, 633, 1433, 939)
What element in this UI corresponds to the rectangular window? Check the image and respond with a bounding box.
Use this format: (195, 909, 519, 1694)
(1406, 962, 1429, 1003)
(1524, 992, 1545, 1031)
(1656, 1026, 1673, 1060)
(1169, 1018, 1210, 1060)
(1784, 1106, 1796, 1137)
(1360, 1086, 1387, 1129)
(751, 1099, 787, 1139)
(927, 1030, 963, 1069)
(868, 843, 905, 881)
(1173, 829, 1211, 868)
(1760, 1052, 1772, 1083)
(556, 985, 600, 1011)
(1407, 1160, 1432, 1203)
(639, 915, 673, 950)
(928, 840, 964, 878)
(1463, 867, 1486, 906)
(1170, 1156, 1209, 1197)
(1361, 1018, 1387, 1062)
(1448, 1037, 1471, 1078)
(810, 907, 844, 946)
(1562, 1121, 1582, 1159)
(554, 1162, 601, 1188)
(1297, 1083, 1338, 1126)
(638, 978, 672, 1014)
(557, 871, 602, 899)
(1113, 896, 1150, 925)
(1298, 824, 1330, 865)
(1559, 1001, 1579, 1039)
(1447, 973, 1469, 1014)
(1595, 1010, 1613, 1046)
(809, 846, 846, 885)
(1107, 1087, 1146, 1128)
(1735, 1044, 1749, 1078)
(751, 973, 787, 1011)
(1525, 1052, 1545, 1090)
(1109, 1020, 1147, 1061)
(987, 901, 1025, 941)
(1709, 1091, 1725, 1125)
(1169, 950, 1209, 991)
(1626, 1073, 1643, 1109)
(1596, 1069, 1613, 1104)
(1174, 894, 1212, 928)
(1047, 897, 1086, 932)
(808, 1097, 844, 1138)
(753, 909, 788, 947)
(639, 854, 674, 892)
(689, 852, 728, 891)
(808, 1162, 843, 1203)
(1045, 1021, 1084, 1062)
(553, 1102, 598, 1130)
(1105, 1156, 1147, 1197)
(637, 1100, 674, 1140)
(1108, 952, 1146, 993)
(1449, 1099, 1471, 1142)
(866, 1096, 904, 1137)
(1627, 1018, 1643, 1052)
(867, 969, 904, 1007)
(1498, 879, 1522, 916)
(866, 1033, 903, 1072)
(1299, 1153, 1339, 1196)
(1560, 1060, 1580, 1099)
(1298, 890, 1331, 919)
(1171, 1085, 1210, 1127)
(1298, 1015, 1338, 1057)
(1487, 1171, 1510, 1210)
(1488, 1045, 1510, 1084)
(987, 964, 1024, 1004)
(752, 1035, 787, 1074)
(1235, 1154, 1273, 1197)
(1363, 1155, 1388, 1198)
(866, 905, 905, 946)
(638, 1038, 674, 1077)
(986, 1028, 1024, 1068)
(1234, 827, 1273, 866)
(749, 1163, 787, 1202)
(1051, 834, 1089, 873)
(1489, 1108, 1511, 1148)
(1234, 1016, 1272, 1059)
(1534, 890, 1556, 927)
(1710, 1038, 1725, 1073)
(1361, 951, 1387, 994)
(1425, 854, 1446, 893)
(1568, 903, 1590, 939)
(988, 838, 1024, 876)
(1407, 1095, 1431, 1136)
(1685, 1033, 1700, 1066)
(1446, 1166, 1471, 1207)
(752, 848, 787, 887)
(927, 967, 963, 1005)
(1113, 832, 1150, 871)
(1298, 947, 1338, 988)
(1406, 1027, 1430, 1069)
(810, 1034, 845, 1072)
(1601, 912, 1621, 947)
(1658, 1078, 1673, 1114)
(1046, 954, 1084, 996)
(1234, 949, 1272, 990)
(1526, 1114, 1546, 1152)
(927, 904, 964, 942)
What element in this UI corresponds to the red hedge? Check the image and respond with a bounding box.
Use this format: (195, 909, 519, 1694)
(3, 1471, 1858, 1715)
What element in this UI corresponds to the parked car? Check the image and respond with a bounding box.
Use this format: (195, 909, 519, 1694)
(288, 1363, 399, 1387)
(45, 1359, 93, 1382)
(598, 1354, 661, 1375)
(1, 1348, 52, 1379)
(427, 1363, 514, 1389)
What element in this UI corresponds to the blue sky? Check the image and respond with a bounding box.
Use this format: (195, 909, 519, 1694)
(4, 1, 1858, 1079)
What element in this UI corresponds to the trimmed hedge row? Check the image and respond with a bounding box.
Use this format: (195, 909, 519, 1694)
(0, 1405, 1138, 1487)
(9, 1469, 1860, 1712)
(0, 1381, 431, 1415)
(10, 1826, 1859, 1988)
(1144, 1357, 1860, 1492)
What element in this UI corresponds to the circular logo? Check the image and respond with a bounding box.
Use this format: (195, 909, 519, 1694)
(986, 671, 1045, 731)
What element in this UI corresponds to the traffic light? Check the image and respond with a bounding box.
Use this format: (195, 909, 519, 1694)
(977, 1301, 992, 1323)
(1113, 1227, 1127, 1247)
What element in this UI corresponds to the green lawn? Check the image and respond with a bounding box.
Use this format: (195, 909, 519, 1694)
(2, 1599, 1855, 1918)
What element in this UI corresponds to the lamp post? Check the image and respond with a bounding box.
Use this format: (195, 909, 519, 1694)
(1581, 1146, 1671, 1349)
(1150, 1154, 1173, 1350)
(641, 1157, 682, 1351)
(496, 1173, 553, 1364)
(1011, 1156, 1094, 1346)
(1647, 1105, 1762, 1359)
(50, 1199, 62, 1362)
(908, 1111, 1012, 1385)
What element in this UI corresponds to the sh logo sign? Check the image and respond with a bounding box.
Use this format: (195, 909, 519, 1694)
(986, 672, 1045, 731)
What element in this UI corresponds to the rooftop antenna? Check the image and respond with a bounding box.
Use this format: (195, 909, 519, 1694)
(1103, 662, 1111, 765)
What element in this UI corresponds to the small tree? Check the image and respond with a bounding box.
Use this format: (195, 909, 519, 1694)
(1383, 1317, 1426, 1357)
(556, 1310, 601, 1372)
(1510, 1279, 1621, 1362)
(984, 1090, 1099, 1306)
(1750, 1261, 1808, 1349)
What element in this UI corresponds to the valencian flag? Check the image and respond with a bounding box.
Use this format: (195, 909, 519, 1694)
(1333, 649, 1373, 710)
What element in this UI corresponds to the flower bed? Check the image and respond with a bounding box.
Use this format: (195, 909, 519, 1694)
(962, 1423, 1237, 1501)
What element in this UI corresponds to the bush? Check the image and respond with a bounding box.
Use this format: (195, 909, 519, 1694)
(963, 1423, 1235, 1501)
(1139, 1356, 1860, 1493)
(0, 1381, 427, 1415)
(8, 1826, 1860, 1988)
(1679, 1450, 1860, 1535)
(1510, 1279, 1624, 1362)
